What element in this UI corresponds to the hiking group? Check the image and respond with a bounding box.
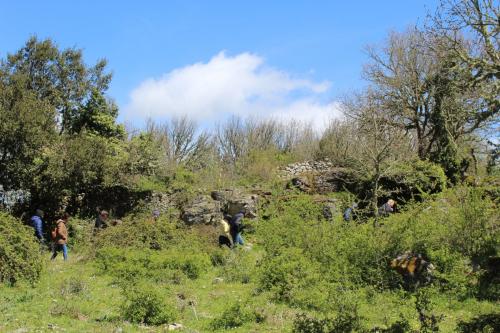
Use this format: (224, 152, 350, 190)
(343, 199, 396, 222)
(30, 209, 69, 261)
(29, 198, 396, 261)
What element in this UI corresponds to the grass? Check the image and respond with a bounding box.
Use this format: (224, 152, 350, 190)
(1, 244, 497, 332)
(1, 187, 498, 333)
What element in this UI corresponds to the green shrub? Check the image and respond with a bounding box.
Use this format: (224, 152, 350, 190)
(259, 247, 331, 310)
(210, 301, 264, 330)
(96, 247, 211, 285)
(456, 313, 500, 333)
(94, 219, 178, 251)
(379, 160, 447, 202)
(121, 283, 177, 325)
(66, 217, 93, 251)
(0, 212, 43, 285)
(218, 250, 256, 284)
(292, 303, 363, 333)
(59, 278, 88, 297)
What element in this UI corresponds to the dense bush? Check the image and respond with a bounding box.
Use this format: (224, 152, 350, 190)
(94, 217, 201, 252)
(456, 313, 500, 333)
(121, 282, 177, 325)
(292, 304, 363, 333)
(0, 212, 43, 285)
(96, 247, 211, 285)
(210, 301, 265, 330)
(379, 160, 447, 202)
(256, 186, 498, 296)
(218, 249, 257, 284)
(259, 247, 330, 310)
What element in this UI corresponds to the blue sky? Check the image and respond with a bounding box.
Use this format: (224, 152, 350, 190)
(0, 0, 438, 129)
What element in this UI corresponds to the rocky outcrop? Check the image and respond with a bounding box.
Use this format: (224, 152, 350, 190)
(180, 189, 259, 225)
(210, 189, 258, 217)
(181, 195, 222, 225)
(286, 166, 355, 194)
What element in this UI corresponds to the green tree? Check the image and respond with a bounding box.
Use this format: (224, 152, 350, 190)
(0, 68, 56, 189)
(1, 36, 112, 135)
(71, 88, 125, 139)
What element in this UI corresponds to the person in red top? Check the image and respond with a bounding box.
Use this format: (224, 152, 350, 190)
(51, 212, 70, 261)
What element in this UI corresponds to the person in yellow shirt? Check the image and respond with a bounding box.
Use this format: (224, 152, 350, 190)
(218, 218, 233, 248)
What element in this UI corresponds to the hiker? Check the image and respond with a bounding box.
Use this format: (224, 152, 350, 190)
(229, 209, 245, 246)
(343, 203, 358, 222)
(94, 210, 109, 231)
(378, 199, 396, 216)
(218, 217, 233, 248)
(152, 209, 160, 222)
(51, 212, 70, 261)
(30, 209, 45, 242)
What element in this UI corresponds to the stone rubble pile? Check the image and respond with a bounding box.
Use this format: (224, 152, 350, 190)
(280, 159, 335, 178)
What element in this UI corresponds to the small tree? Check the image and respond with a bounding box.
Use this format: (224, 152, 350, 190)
(343, 90, 411, 221)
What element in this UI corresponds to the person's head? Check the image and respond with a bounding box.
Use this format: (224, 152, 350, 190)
(35, 209, 44, 218)
(100, 210, 109, 220)
(387, 199, 395, 207)
(352, 203, 358, 209)
(61, 212, 70, 222)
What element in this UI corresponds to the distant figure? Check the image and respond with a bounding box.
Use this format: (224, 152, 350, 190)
(218, 218, 233, 248)
(152, 209, 160, 222)
(378, 199, 396, 217)
(30, 209, 45, 242)
(343, 203, 358, 222)
(229, 209, 245, 246)
(94, 210, 109, 231)
(51, 213, 70, 261)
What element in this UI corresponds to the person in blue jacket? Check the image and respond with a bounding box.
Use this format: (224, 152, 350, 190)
(229, 209, 246, 246)
(343, 203, 358, 222)
(30, 209, 45, 242)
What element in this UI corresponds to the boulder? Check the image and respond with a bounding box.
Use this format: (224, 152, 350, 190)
(313, 168, 354, 194)
(148, 191, 177, 213)
(287, 176, 313, 193)
(211, 189, 258, 218)
(181, 195, 222, 225)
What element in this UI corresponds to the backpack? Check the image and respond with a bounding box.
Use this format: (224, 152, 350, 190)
(51, 221, 61, 240)
(50, 227, 57, 240)
(343, 207, 353, 221)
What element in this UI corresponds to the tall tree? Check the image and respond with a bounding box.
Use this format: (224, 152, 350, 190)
(432, 0, 499, 120)
(364, 28, 495, 181)
(1, 36, 113, 134)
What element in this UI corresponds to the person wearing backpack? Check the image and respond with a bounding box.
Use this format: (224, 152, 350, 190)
(218, 217, 233, 248)
(51, 212, 70, 261)
(229, 209, 245, 246)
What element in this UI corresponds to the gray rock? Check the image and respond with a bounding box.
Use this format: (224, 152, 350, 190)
(212, 277, 224, 284)
(211, 189, 258, 218)
(181, 195, 222, 225)
(167, 323, 184, 331)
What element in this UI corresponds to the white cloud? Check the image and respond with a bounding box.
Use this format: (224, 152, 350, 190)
(123, 51, 340, 131)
